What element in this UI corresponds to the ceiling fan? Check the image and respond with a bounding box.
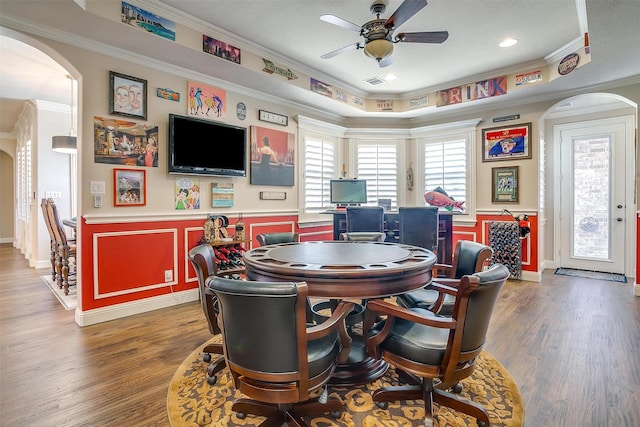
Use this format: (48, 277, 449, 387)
(320, 0, 448, 68)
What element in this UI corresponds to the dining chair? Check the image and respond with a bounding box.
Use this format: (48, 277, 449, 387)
(188, 243, 226, 385)
(40, 198, 59, 282)
(46, 198, 76, 295)
(364, 264, 510, 427)
(207, 276, 354, 426)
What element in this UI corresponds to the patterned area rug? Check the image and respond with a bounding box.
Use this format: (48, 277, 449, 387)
(167, 337, 524, 427)
(554, 268, 627, 283)
(40, 275, 77, 310)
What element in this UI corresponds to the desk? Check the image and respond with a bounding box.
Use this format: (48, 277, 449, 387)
(323, 209, 455, 264)
(244, 241, 436, 385)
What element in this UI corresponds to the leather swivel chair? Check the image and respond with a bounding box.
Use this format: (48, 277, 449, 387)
(256, 232, 300, 246)
(207, 276, 354, 426)
(345, 206, 384, 233)
(339, 232, 386, 242)
(364, 264, 510, 427)
(396, 240, 493, 316)
(187, 243, 226, 385)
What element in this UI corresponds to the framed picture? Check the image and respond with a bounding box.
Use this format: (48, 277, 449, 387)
(109, 71, 147, 120)
(114, 168, 146, 206)
(492, 166, 519, 203)
(250, 125, 295, 187)
(482, 122, 532, 162)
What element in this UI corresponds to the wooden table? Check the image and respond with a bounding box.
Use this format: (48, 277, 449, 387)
(244, 240, 436, 385)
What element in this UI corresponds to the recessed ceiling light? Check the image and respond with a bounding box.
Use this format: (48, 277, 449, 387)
(499, 38, 518, 48)
(385, 73, 397, 81)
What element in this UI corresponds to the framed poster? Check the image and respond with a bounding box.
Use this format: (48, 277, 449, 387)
(492, 166, 519, 203)
(250, 126, 295, 187)
(109, 71, 147, 120)
(114, 168, 146, 206)
(482, 122, 532, 162)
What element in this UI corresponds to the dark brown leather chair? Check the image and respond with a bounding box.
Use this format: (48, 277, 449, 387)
(187, 243, 226, 385)
(396, 240, 493, 315)
(46, 198, 76, 295)
(256, 232, 300, 246)
(207, 276, 353, 426)
(364, 264, 510, 427)
(346, 206, 384, 233)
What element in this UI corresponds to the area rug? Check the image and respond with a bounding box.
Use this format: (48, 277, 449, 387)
(167, 337, 524, 427)
(554, 268, 627, 283)
(40, 275, 77, 310)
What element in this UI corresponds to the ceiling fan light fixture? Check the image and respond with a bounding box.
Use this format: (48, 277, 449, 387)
(364, 38, 394, 61)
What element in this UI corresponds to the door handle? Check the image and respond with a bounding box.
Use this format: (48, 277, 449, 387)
(617, 204, 623, 209)
(616, 218, 623, 222)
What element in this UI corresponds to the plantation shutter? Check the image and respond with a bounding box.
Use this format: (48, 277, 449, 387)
(356, 144, 398, 208)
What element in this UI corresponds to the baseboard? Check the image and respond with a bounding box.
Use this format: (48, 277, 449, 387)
(634, 283, 640, 297)
(0, 237, 14, 244)
(74, 288, 199, 326)
(520, 270, 541, 282)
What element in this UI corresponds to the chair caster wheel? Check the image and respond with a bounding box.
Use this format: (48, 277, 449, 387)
(237, 412, 246, 419)
(451, 383, 463, 393)
(203, 353, 212, 363)
(330, 411, 341, 419)
(375, 401, 388, 410)
(477, 420, 489, 427)
(206, 375, 217, 385)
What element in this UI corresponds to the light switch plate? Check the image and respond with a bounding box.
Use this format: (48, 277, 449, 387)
(90, 181, 106, 194)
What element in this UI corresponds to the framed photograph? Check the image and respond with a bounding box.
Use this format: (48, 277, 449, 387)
(492, 166, 519, 203)
(114, 168, 146, 206)
(109, 71, 147, 120)
(482, 122, 532, 162)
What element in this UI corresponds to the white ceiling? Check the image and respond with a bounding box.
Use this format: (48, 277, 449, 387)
(1, 0, 639, 134)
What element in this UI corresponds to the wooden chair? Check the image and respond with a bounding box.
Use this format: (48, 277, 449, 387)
(364, 264, 510, 427)
(188, 243, 226, 385)
(256, 232, 300, 246)
(46, 199, 76, 295)
(207, 276, 354, 426)
(40, 198, 59, 282)
(345, 206, 384, 233)
(396, 240, 493, 315)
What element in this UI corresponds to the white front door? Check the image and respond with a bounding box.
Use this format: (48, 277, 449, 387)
(555, 116, 633, 274)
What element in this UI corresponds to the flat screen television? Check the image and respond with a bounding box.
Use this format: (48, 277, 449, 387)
(168, 114, 247, 177)
(330, 179, 367, 206)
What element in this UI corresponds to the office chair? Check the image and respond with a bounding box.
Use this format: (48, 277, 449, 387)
(398, 206, 439, 252)
(345, 206, 384, 233)
(256, 232, 300, 246)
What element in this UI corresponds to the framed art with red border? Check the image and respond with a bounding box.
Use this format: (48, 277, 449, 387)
(114, 168, 146, 206)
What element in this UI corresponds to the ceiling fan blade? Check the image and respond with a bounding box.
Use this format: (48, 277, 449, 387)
(396, 31, 449, 44)
(321, 43, 360, 59)
(385, 0, 428, 30)
(320, 14, 363, 33)
(379, 56, 394, 68)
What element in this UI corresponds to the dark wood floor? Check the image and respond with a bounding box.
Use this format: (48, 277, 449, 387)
(1, 243, 638, 426)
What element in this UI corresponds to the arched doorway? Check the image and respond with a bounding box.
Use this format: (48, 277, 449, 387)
(540, 93, 637, 277)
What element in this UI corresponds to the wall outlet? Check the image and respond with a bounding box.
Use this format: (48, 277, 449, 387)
(164, 270, 173, 282)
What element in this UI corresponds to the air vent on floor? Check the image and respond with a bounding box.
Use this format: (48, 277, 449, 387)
(365, 76, 386, 86)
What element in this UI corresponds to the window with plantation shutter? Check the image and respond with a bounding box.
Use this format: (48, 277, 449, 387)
(423, 139, 466, 202)
(355, 143, 398, 208)
(303, 135, 336, 214)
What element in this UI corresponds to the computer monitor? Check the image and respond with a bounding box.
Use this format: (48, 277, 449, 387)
(330, 179, 367, 206)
